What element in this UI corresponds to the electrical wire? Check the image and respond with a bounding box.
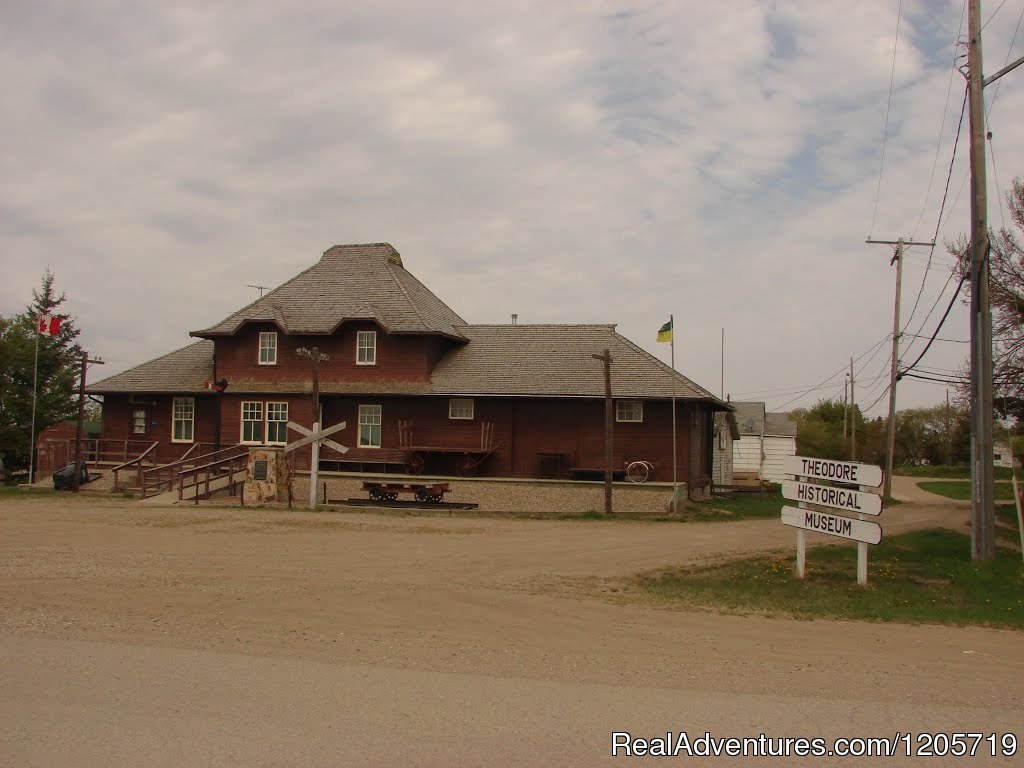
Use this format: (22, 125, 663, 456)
(986, 3, 1024, 117)
(911, 0, 968, 241)
(868, 0, 903, 237)
(898, 271, 969, 380)
(902, 85, 968, 335)
(982, 0, 1009, 31)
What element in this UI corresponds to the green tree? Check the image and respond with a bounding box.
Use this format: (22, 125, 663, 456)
(0, 271, 83, 478)
(793, 398, 865, 460)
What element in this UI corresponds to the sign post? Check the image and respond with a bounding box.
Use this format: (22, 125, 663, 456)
(781, 455, 884, 586)
(285, 420, 348, 510)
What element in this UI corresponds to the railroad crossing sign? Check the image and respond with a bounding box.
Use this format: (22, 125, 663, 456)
(286, 419, 348, 510)
(285, 421, 348, 455)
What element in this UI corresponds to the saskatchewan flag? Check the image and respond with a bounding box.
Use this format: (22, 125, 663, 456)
(657, 318, 673, 343)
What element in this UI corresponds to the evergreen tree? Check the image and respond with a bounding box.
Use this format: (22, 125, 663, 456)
(0, 271, 83, 477)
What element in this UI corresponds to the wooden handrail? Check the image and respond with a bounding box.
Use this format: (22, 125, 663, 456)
(178, 451, 249, 502)
(139, 442, 220, 498)
(111, 441, 159, 492)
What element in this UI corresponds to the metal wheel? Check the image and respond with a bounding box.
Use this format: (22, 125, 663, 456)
(386, 492, 398, 502)
(369, 488, 384, 501)
(626, 460, 651, 484)
(430, 494, 444, 504)
(414, 489, 429, 502)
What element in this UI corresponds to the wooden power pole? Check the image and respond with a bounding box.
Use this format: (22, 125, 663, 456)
(591, 348, 613, 516)
(849, 357, 855, 461)
(867, 237, 934, 499)
(71, 352, 104, 493)
(967, 0, 995, 560)
(296, 345, 329, 501)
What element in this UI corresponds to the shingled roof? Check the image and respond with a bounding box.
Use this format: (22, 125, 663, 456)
(89, 340, 215, 394)
(191, 243, 468, 341)
(732, 401, 766, 435)
(431, 324, 724, 401)
(89, 325, 728, 405)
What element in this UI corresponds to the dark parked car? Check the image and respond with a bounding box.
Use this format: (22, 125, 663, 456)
(52, 464, 100, 491)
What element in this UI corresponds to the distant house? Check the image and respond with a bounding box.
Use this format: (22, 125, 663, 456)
(731, 402, 798, 484)
(993, 440, 1020, 469)
(712, 410, 740, 487)
(762, 412, 798, 483)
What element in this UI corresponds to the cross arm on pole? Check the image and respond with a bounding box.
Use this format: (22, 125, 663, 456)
(984, 53, 1024, 87)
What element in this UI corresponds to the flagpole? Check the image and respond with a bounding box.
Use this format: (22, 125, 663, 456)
(670, 314, 677, 510)
(28, 317, 40, 485)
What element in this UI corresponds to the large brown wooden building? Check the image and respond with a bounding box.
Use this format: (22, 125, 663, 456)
(89, 244, 729, 490)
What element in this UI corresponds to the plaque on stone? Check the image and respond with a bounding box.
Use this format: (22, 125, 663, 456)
(253, 460, 268, 481)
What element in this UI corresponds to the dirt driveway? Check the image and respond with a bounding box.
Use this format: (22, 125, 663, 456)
(1, 485, 1020, 767)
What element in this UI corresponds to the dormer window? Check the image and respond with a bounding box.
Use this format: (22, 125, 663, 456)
(258, 332, 278, 365)
(357, 331, 377, 365)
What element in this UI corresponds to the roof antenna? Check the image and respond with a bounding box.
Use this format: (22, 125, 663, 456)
(511, 313, 518, 325)
(247, 284, 270, 298)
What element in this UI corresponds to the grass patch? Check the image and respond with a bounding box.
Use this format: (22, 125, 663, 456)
(677, 490, 784, 521)
(918, 480, 1017, 501)
(638, 529, 1024, 627)
(895, 465, 1014, 480)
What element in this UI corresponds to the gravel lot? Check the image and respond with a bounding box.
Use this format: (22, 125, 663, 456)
(1, 479, 1021, 767)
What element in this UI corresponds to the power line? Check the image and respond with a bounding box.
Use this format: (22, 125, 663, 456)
(898, 271, 969, 380)
(986, 3, 1024, 116)
(768, 334, 891, 411)
(868, 0, 904, 237)
(982, 0, 1009, 30)
(911, 0, 968, 241)
(902, 86, 968, 334)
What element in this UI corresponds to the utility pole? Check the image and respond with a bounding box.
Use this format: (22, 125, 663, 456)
(946, 389, 953, 467)
(843, 376, 849, 440)
(591, 348, 613, 515)
(296, 345, 329, 497)
(71, 352, 104, 492)
(966, 0, 995, 560)
(849, 358, 856, 461)
(866, 237, 934, 499)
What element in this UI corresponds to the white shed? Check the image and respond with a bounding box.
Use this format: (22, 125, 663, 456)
(712, 410, 740, 487)
(729, 402, 798, 484)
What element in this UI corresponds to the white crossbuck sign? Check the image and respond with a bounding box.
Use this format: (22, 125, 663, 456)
(285, 420, 348, 509)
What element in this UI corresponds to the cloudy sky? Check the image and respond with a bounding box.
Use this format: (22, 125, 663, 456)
(2, 0, 1022, 415)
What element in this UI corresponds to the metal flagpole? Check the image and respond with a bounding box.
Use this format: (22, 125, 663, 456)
(671, 314, 677, 510)
(28, 317, 41, 484)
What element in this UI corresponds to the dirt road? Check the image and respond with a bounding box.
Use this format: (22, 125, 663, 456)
(1, 481, 1020, 767)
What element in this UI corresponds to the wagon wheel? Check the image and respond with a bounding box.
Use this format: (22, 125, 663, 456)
(626, 460, 650, 484)
(407, 452, 425, 474)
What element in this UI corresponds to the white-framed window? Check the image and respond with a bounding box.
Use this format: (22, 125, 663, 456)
(449, 398, 474, 420)
(266, 402, 288, 445)
(616, 400, 643, 423)
(241, 401, 265, 443)
(132, 408, 147, 434)
(258, 332, 278, 365)
(172, 397, 195, 443)
(356, 330, 377, 365)
(358, 404, 382, 448)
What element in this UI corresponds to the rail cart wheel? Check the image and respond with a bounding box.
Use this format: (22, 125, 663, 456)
(386, 492, 398, 502)
(626, 460, 651, 484)
(429, 494, 444, 503)
(369, 488, 384, 501)
(414, 489, 429, 502)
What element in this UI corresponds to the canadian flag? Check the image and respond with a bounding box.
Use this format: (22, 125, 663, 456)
(37, 315, 61, 337)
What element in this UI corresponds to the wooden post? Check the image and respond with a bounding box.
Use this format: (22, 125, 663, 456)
(857, 481, 868, 586)
(592, 348, 613, 515)
(795, 474, 806, 579)
(71, 352, 103, 492)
